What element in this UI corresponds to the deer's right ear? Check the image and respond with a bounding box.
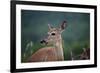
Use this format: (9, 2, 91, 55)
(48, 24, 53, 30)
(60, 21, 67, 32)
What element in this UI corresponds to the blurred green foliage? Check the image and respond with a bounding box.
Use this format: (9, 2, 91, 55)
(21, 10, 90, 62)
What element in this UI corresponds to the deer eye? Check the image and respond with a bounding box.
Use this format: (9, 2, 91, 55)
(51, 33, 55, 36)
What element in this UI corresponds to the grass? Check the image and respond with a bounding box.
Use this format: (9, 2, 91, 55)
(21, 40, 90, 62)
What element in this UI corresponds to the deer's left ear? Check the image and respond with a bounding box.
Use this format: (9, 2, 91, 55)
(48, 24, 53, 30)
(60, 21, 67, 32)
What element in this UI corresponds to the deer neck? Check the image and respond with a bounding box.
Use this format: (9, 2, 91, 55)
(54, 35, 64, 60)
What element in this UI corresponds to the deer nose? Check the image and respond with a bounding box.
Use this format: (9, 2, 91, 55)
(40, 40, 46, 44)
(40, 39, 48, 45)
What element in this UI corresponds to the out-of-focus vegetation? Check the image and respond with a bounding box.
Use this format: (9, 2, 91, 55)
(21, 10, 90, 62)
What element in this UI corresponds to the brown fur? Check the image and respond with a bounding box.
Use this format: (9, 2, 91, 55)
(28, 47, 58, 62)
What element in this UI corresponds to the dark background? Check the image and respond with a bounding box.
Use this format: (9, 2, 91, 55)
(21, 10, 90, 62)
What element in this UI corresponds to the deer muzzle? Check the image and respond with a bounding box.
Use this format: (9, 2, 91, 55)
(40, 39, 48, 45)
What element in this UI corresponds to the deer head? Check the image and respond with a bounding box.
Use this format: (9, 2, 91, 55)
(40, 21, 67, 46)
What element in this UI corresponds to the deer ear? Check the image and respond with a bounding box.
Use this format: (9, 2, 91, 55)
(60, 21, 67, 31)
(48, 24, 53, 30)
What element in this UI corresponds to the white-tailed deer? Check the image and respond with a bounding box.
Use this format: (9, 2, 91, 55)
(28, 21, 67, 62)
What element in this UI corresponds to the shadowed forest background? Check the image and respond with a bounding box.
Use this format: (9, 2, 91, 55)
(21, 10, 90, 62)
